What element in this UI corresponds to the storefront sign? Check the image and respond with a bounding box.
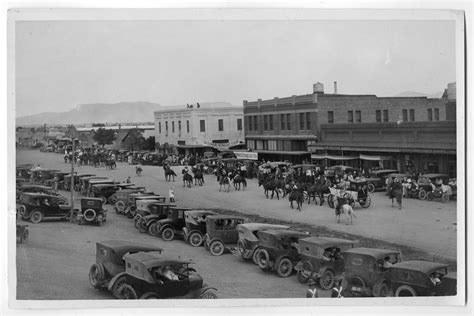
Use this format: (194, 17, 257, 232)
(202, 140, 241, 150)
(233, 151, 258, 160)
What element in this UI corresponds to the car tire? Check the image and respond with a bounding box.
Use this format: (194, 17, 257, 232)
(319, 269, 335, 290)
(379, 283, 393, 297)
(418, 190, 427, 200)
(140, 292, 160, 299)
(134, 217, 141, 229)
(395, 285, 417, 297)
(30, 210, 43, 224)
(257, 249, 271, 270)
(297, 260, 313, 283)
(426, 191, 434, 201)
(327, 195, 335, 209)
(367, 183, 375, 193)
(89, 263, 105, 289)
(83, 209, 96, 222)
(112, 276, 127, 299)
(237, 240, 248, 259)
(18, 205, 27, 219)
(189, 232, 204, 247)
(200, 289, 218, 299)
(275, 257, 293, 278)
(161, 227, 175, 241)
(137, 219, 147, 233)
(118, 284, 137, 299)
(209, 240, 225, 256)
(442, 193, 450, 203)
(252, 247, 261, 265)
(115, 200, 125, 214)
(148, 222, 159, 236)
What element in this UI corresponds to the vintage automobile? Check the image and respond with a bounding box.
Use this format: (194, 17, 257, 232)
(113, 252, 218, 299)
(17, 184, 53, 201)
(386, 260, 456, 296)
(63, 173, 96, 191)
(114, 189, 148, 214)
(88, 183, 129, 204)
(256, 229, 310, 277)
(295, 237, 355, 289)
(182, 210, 217, 247)
(140, 203, 178, 236)
(74, 198, 107, 226)
(16, 223, 29, 243)
(364, 169, 399, 193)
(341, 247, 401, 297)
(29, 168, 61, 184)
(203, 215, 247, 256)
(328, 179, 371, 209)
(236, 223, 290, 264)
(43, 171, 70, 190)
(126, 194, 164, 219)
(324, 165, 358, 186)
(80, 176, 109, 194)
(86, 179, 117, 197)
(154, 207, 192, 241)
(17, 192, 71, 223)
(417, 174, 453, 202)
(133, 198, 170, 232)
(88, 240, 163, 298)
(16, 164, 34, 180)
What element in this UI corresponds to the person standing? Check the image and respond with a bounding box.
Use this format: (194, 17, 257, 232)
(169, 186, 175, 203)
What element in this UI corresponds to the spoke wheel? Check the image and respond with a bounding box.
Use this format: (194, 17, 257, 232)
(161, 227, 175, 241)
(319, 269, 335, 290)
(367, 183, 375, 193)
(118, 284, 137, 299)
(148, 222, 159, 236)
(30, 210, 43, 224)
(189, 232, 204, 247)
(89, 263, 105, 289)
(252, 248, 261, 265)
(209, 240, 225, 256)
(112, 276, 127, 299)
(275, 257, 293, 278)
(200, 289, 218, 299)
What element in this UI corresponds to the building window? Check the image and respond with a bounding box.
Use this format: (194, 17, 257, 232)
(186, 120, 190, 133)
(402, 109, 408, 122)
(178, 121, 181, 133)
(237, 118, 242, 131)
(269, 115, 273, 130)
(376, 110, 381, 122)
(409, 109, 415, 121)
(165, 121, 168, 132)
(434, 108, 439, 121)
(200, 120, 205, 132)
(172, 121, 175, 133)
(328, 111, 334, 123)
(306, 112, 311, 130)
(158, 122, 161, 133)
(248, 116, 252, 131)
(348, 111, 354, 123)
(383, 110, 389, 122)
(356, 110, 361, 123)
(281, 114, 285, 130)
(254, 115, 258, 131)
(264, 115, 268, 131)
(286, 113, 291, 130)
(218, 119, 224, 131)
(428, 108, 433, 121)
(300, 113, 305, 130)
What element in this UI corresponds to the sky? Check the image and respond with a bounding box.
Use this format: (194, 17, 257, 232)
(15, 19, 456, 117)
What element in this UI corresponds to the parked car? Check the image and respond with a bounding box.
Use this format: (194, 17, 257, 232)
(74, 198, 107, 226)
(342, 247, 401, 297)
(126, 194, 163, 219)
(140, 203, 177, 236)
(88, 240, 163, 298)
(155, 207, 192, 241)
(43, 171, 70, 189)
(16, 164, 34, 180)
(236, 223, 290, 264)
(16, 184, 61, 201)
(417, 174, 453, 202)
(364, 169, 399, 193)
(80, 176, 109, 194)
(324, 165, 358, 186)
(203, 215, 247, 256)
(17, 192, 72, 224)
(182, 210, 217, 247)
(63, 173, 96, 191)
(86, 179, 116, 197)
(133, 198, 167, 232)
(114, 252, 217, 299)
(386, 260, 456, 296)
(113, 189, 148, 214)
(29, 168, 61, 184)
(256, 229, 310, 277)
(295, 237, 355, 289)
(328, 179, 371, 209)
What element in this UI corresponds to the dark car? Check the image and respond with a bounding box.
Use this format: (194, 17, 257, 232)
(89, 184, 124, 204)
(364, 169, 399, 193)
(126, 195, 163, 219)
(75, 198, 107, 226)
(17, 192, 71, 224)
(63, 173, 96, 191)
(155, 207, 192, 241)
(80, 176, 109, 194)
(417, 174, 453, 202)
(88, 240, 163, 298)
(203, 215, 247, 256)
(16, 164, 34, 180)
(43, 171, 70, 190)
(256, 229, 310, 277)
(86, 179, 117, 197)
(342, 247, 401, 297)
(113, 252, 217, 299)
(140, 203, 177, 236)
(113, 189, 148, 214)
(182, 210, 217, 247)
(133, 198, 167, 232)
(295, 237, 355, 289)
(324, 165, 358, 186)
(16, 184, 59, 202)
(386, 260, 456, 296)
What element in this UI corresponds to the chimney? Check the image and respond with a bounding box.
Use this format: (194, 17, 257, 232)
(334, 81, 338, 94)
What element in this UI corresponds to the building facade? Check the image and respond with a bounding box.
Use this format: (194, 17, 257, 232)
(154, 104, 244, 156)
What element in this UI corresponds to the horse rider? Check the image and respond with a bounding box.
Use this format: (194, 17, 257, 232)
(182, 166, 189, 175)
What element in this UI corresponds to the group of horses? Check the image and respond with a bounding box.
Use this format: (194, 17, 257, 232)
(64, 152, 117, 170)
(163, 166, 205, 188)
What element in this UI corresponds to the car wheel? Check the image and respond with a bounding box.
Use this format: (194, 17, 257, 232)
(134, 217, 141, 229)
(148, 222, 159, 236)
(379, 283, 393, 297)
(237, 240, 248, 259)
(112, 276, 127, 298)
(115, 200, 125, 214)
(209, 240, 225, 256)
(395, 285, 417, 297)
(30, 210, 43, 224)
(360, 195, 371, 208)
(418, 190, 427, 200)
(426, 191, 434, 201)
(257, 249, 271, 270)
(327, 195, 335, 209)
(140, 292, 160, 299)
(128, 206, 137, 219)
(200, 289, 218, 299)
(18, 205, 27, 218)
(100, 196, 107, 204)
(89, 263, 105, 289)
(367, 183, 375, 193)
(83, 209, 96, 222)
(252, 247, 261, 265)
(118, 284, 137, 299)
(442, 193, 450, 203)
(161, 227, 175, 241)
(189, 232, 204, 247)
(137, 219, 147, 233)
(319, 269, 335, 290)
(275, 257, 293, 278)
(297, 260, 313, 283)
(108, 194, 117, 205)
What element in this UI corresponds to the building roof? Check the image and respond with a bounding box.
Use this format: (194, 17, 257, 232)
(76, 125, 154, 132)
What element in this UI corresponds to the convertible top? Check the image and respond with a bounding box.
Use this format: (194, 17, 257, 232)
(299, 236, 355, 248)
(124, 252, 190, 269)
(97, 240, 163, 258)
(389, 260, 448, 274)
(343, 247, 399, 259)
(237, 223, 289, 231)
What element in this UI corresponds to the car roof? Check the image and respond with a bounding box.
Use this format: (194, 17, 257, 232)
(185, 210, 217, 216)
(21, 192, 56, 198)
(81, 197, 103, 202)
(206, 215, 246, 220)
(389, 260, 448, 274)
(237, 223, 290, 231)
(343, 247, 399, 258)
(124, 252, 190, 268)
(300, 236, 354, 248)
(92, 184, 116, 188)
(97, 240, 163, 255)
(21, 184, 52, 189)
(135, 195, 162, 199)
(419, 174, 449, 178)
(259, 229, 309, 238)
(371, 169, 399, 174)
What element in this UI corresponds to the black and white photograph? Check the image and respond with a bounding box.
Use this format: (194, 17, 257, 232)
(3, 3, 471, 315)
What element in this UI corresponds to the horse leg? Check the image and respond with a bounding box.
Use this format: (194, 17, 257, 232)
(290, 200, 294, 209)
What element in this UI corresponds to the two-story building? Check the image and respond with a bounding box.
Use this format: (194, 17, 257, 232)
(154, 103, 244, 156)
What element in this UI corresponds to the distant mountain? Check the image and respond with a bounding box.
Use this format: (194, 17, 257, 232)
(394, 91, 444, 99)
(16, 102, 163, 126)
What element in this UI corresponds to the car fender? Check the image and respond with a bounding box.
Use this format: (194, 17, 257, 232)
(316, 265, 333, 278)
(107, 272, 127, 291)
(372, 278, 389, 297)
(160, 223, 174, 233)
(201, 286, 218, 294)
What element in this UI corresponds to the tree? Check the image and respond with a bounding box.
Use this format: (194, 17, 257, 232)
(122, 128, 145, 151)
(144, 136, 156, 151)
(92, 128, 116, 147)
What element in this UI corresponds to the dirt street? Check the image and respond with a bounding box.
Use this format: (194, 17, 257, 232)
(14, 150, 458, 299)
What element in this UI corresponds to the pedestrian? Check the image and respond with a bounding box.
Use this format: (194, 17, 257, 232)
(169, 186, 175, 203)
(126, 176, 131, 184)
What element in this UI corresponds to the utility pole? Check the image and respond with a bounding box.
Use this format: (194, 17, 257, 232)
(70, 136, 76, 222)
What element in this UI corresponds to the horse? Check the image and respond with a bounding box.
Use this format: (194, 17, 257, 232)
(193, 169, 205, 186)
(335, 201, 356, 225)
(258, 178, 280, 200)
(135, 165, 143, 176)
(219, 174, 231, 192)
(164, 166, 177, 182)
(288, 188, 304, 211)
(232, 174, 247, 191)
(183, 173, 193, 188)
(105, 159, 116, 170)
(389, 187, 403, 210)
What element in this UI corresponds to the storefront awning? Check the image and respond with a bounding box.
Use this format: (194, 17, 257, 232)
(255, 150, 310, 156)
(359, 154, 393, 161)
(311, 153, 393, 161)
